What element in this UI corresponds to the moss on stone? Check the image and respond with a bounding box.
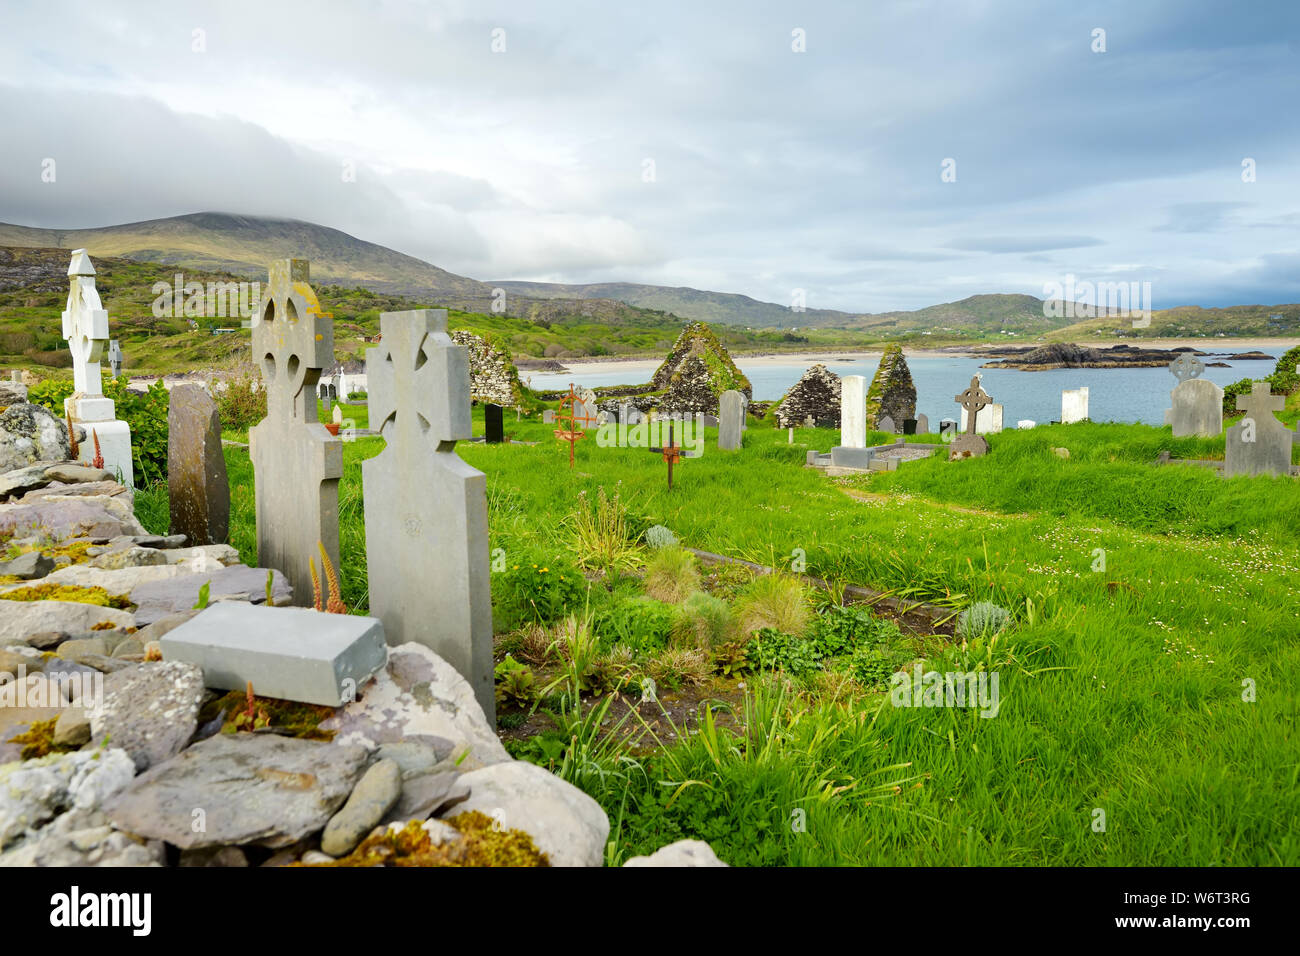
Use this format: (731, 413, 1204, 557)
(299, 812, 550, 867)
(0, 582, 132, 609)
(6, 718, 79, 760)
(198, 689, 337, 741)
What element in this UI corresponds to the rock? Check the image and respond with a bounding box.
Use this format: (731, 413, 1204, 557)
(104, 733, 370, 850)
(68, 654, 136, 675)
(90, 546, 169, 570)
(0, 463, 54, 501)
(88, 661, 206, 771)
(624, 839, 728, 867)
(0, 602, 134, 645)
(0, 550, 54, 580)
(128, 565, 293, 626)
(375, 739, 455, 777)
(110, 638, 144, 659)
(451, 761, 609, 867)
(0, 647, 43, 674)
(52, 708, 92, 748)
(55, 637, 108, 661)
(38, 659, 103, 705)
(132, 609, 201, 644)
(163, 543, 241, 567)
(167, 383, 231, 547)
(0, 403, 70, 474)
(1052, 447, 1071, 459)
(178, 846, 249, 867)
(380, 770, 467, 826)
(0, 749, 137, 849)
(21, 480, 131, 502)
(299, 849, 335, 865)
(0, 494, 146, 541)
(44, 464, 114, 484)
(320, 642, 511, 770)
(320, 758, 403, 856)
(0, 809, 164, 867)
(23, 631, 67, 650)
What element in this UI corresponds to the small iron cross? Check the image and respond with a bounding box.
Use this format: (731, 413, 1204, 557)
(1170, 352, 1205, 383)
(252, 259, 335, 425)
(649, 420, 683, 490)
(368, 309, 469, 450)
(554, 383, 599, 468)
(955, 375, 992, 435)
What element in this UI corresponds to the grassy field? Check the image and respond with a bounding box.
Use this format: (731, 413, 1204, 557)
(135, 404, 1300, 866)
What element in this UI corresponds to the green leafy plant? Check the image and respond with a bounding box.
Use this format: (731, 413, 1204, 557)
(213, 371, 268, 432)
(494, 654, 538, 709)
(956, 601, 1012, 642)
(745, 627, 823, 677)
(193, 579, 211, 610)
(492, 551, 586, 629)
(671, 590, 734, 648)
(591, 597, 677, 654)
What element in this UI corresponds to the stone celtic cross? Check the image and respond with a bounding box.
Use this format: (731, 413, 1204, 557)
(62, 249, 109, 397)
(1236, 381, 1285, 424)
(248, 259, 342, 606)
(1225, 382, 1291, 476)
(955, 376, 991, 435)
(362, 309, 494, 721)
(1169, 352, 1205, 383)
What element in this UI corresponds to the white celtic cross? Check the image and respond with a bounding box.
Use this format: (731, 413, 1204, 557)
(61, 249, 109, 396)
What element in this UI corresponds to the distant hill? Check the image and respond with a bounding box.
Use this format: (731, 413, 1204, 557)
(1, 212, 1296, 338)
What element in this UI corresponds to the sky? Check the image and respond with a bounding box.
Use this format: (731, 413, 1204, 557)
(0, 0, 1298, 313)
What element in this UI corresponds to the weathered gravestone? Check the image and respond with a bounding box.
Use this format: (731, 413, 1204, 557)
(167, 384, 230, 546)
(939, 418, 957, 437)
(363, 309, 494, 721)
(718, 389, 745, 450)
(248, 259, 342, 607)
(915, 413, 930, 434)
(1061, 387, 1089, 424)
(108, 339, 123, 379)
(484, 403, 504, 443)
(840, 375, 866, 448)
(1224, 383, 1292, 477)
(542, 409, 556, 424)
(61, 250, 133, 485)
(878, 415, 896, 434)
(950, 376, 992, 460)
(1167, 354, 1223, 438)
(623, 405, 644, 426)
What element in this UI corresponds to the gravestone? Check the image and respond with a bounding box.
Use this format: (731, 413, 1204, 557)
(484, 403, 504, 443)
(950, 376, 992, 460)
(167, 384, 230, 546)
(878, 415, 896, 434)
(1061, 387, 1089, 424)
(1167, 354, 1223, 438)
(939, 418, 957, 437)
(542, 409, 556, 424)
(248, 259, 342, 607)
(1224, 383, 1292, 477)
(108, 339, 123, 379)
(915, 413, 930, 434)
(718, 389, 744, 450)
(740, 396, 749, 431)
(61, 250, 133, 485)
(1017, 419, 1036, 429)
(840, 375, 866, 448)
(701, 414, 719, 428)
(319, 382, 337, 402)
(959, 403, 1003, 434)
(623, 405, 644, 426)
(830, 446, 873, 470)
(804, 415, 815, 428)
(363, 309, 494, 720)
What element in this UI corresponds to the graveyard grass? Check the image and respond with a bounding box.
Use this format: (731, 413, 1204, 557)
(135, 400, 1300, 867)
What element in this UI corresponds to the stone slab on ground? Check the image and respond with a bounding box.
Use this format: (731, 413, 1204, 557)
(0, 494, 146, 541)
(830, 446, 873, 470)
(129, 564, 292, 626)
(104, 733, 370, 850)
(160, 602, 388, 707)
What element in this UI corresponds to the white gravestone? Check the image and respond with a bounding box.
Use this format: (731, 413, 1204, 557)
(248, 259, 342, 606)
(61, 250, 133, 486)
(363, 309, 495, 721)
(1061, 387, 1089, 424)
(959, 403, 1003, 434)
(840, 375, 866, 448)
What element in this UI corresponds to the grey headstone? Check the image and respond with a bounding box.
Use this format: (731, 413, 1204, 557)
(168, 384, 230, 546)
(718, 390, 744, 450)
(1224, 383, 1291, 477)
(248, 260, 342, 606)
(701, 414, 720, 428)
(830, 446, 873, 469)
(623, 405, 644, 425)
(363, 310, 495, 722)
(159, 601, 388, 706)
(1169, 378, 1223, 438)
(542, 409, 555, 424)
(915, 413, 929, 434)
(878, 415, 896, 434)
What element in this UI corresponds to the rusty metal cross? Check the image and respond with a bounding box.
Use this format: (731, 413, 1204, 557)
(649, 420, 684, 490)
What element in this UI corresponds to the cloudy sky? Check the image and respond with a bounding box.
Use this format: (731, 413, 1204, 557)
(1, 0, 1297, 312)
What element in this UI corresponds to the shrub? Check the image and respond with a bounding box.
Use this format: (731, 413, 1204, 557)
(645, 647, 711, 690)
(591, 597, 677, 654)
(491, 551, 587, 630)
(494, 654, 537, 709)
(214, 373, 268, 432)
(734, 573, 810, 637)
(643, 545, 699, 603)
(746, 627, 823, 677)
(29, 376, 170, 483)
(644, 524, 678, 550)
(27, 378, 74, 413)
(671, 590, 734, 649)
(810, 604, 898, 658)
(566, 486, 640, 577)
(957, 601, 1012, 641)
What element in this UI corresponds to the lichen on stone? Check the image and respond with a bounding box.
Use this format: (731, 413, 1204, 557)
(299, 812, 550, 867)
(0, 582, 132, 609)
(5, 718, 79, 760)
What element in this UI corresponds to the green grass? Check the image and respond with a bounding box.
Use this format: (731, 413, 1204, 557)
(140, 407, 1300, 866)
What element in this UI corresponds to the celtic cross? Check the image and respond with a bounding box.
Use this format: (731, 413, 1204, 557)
(252, 259, 334, 425)
(61, 249, 109, 396)
(1169, 353, 1205, 383)
(368, 309, 469, 452)
(1236, 382, 1284, 424)
(955, 376, 991, 436)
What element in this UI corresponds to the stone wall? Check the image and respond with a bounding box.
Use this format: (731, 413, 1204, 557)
(866, 345, 916, 428)
(774, 363, 841, 428)
(450, 330, 524, 408)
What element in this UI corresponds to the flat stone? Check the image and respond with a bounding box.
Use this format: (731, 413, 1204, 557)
(38, 659, 103, 705)
(321, 758, 403, 856)
(0, 647, 43, 673)
(0, 464, 53, 501)
(450, 760, 609, 867)
(0, 495, 145, 542)
(104, 733, 370, 850)
(0, 749, 137, 850)
(129, 564, 293, 626)
(132, 608, 202, 645)
(0, 551, 54, 580)
(159, 602, 387, 707)
(162, 543, 240, 567)
(830, 446, 873, 470)
(88, 661, 206, 771)
(44, 464, 114, 484)
(52, 708, 91, 747)
(380, 770, 466, 826)
(111, 638, 144, 659)
(21, 480, 130, 502)
(0, 601, 135, 645)
(375, 739, 455, 777)
(22, 631, 67, 650)
(319, 642, 510, 770)
(624, 839, 728, 867)
(90, 546, 169, 570)
(55, 637, 108, 661)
